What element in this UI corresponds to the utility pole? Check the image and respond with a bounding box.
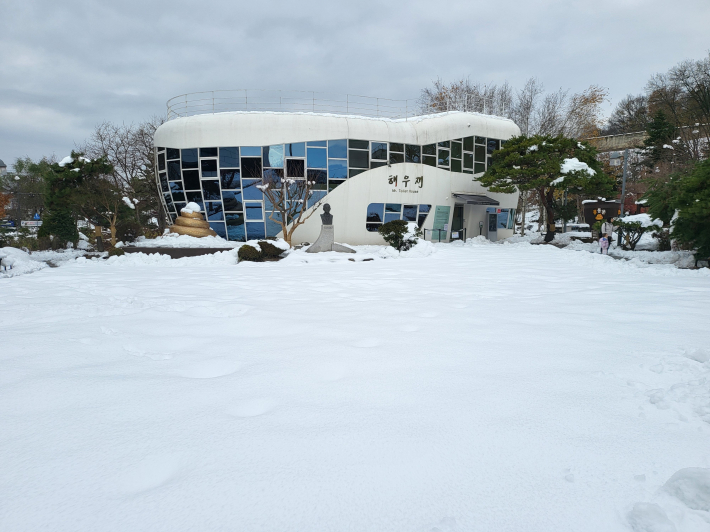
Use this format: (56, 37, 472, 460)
(617, 148, 629, 247)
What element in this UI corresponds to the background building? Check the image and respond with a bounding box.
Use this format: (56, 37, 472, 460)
(153, 92, 520, 244)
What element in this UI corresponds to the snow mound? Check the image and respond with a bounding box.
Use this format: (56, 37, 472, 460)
(662, 468, 710, 511)
(619, 213, 663, 228)
(0, 247, 48, 278)
(683, 348, 710, 364)
(181, 202, 202, 214)
(627, 503, 677, 532)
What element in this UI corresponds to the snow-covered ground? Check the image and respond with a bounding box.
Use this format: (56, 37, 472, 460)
(1, 240, 709, 532)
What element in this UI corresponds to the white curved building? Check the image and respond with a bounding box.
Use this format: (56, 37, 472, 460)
(154, 107, 520, 244)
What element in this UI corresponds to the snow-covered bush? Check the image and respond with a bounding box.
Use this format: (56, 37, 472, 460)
(238, 244, 262, 262)
(614, 214, 662, 251)
(378, 220, 420, 251)
(258, 240, 287, 259)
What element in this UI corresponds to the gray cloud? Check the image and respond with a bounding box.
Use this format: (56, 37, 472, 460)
(2, 0, 709, 167)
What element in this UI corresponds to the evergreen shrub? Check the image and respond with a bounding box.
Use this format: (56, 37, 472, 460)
(378, 220, 419, 251)
(258, 240, 285, 259)
(238, 244, 262, 262)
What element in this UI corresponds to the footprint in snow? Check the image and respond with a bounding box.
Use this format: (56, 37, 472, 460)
(115, 454, 182, 495)
(175, 358, 241, 379)
(353, 338, 381, 348)
(226, 398, 275, 418)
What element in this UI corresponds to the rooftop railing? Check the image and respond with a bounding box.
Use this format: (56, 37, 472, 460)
(166, 90, 423, 121)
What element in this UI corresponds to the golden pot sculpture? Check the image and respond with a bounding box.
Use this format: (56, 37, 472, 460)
(170, 210, 217, 238)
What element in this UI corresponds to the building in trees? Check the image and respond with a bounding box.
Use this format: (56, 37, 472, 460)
(153, 91, 520, 244)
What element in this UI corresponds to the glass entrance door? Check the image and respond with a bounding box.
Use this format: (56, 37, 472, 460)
(451, 204, 464, 240)
(487, 212, 498, 241)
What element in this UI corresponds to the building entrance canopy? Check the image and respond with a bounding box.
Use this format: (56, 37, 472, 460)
(452, 193, 500, 205)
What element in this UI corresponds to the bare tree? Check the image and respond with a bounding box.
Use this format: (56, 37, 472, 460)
(78, 116, 167, 233)
(647, 53, 710, 163)
(602, 94, 649, 135)
(256, 175, 326, 247)
(419, 78, 513, 116)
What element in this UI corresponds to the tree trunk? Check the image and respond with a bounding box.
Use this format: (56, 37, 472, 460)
(520, 191, 527, 236)
(541, 188, 556, 242)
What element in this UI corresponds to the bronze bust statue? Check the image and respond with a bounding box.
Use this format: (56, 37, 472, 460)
(320, 203, 333, 225)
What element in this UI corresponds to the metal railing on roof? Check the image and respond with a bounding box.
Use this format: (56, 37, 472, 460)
(166, 90, 423, 121)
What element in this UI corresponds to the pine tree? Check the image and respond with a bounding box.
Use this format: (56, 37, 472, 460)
(643, 110, 676, 166)
(477, 135, 615, 241)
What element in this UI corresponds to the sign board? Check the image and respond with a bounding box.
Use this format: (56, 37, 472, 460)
(451, 231, 459, 238)
(432, 206, 451, 239)
(21, 220, 42, 227)
(33, 212, 41, 220)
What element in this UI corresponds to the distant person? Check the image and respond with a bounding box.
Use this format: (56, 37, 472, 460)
(599, 233, 609, 255)
(601, 218, 614, 246)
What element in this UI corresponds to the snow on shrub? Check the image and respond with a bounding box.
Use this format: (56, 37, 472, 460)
(378, 220, 420, 251)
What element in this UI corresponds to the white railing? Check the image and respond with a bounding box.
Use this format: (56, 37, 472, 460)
(166, 90, 422, 121)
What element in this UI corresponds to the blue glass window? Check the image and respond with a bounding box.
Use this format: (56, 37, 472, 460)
(475, 145, 486, 162)
(463, 136, 474, 152)
(418, 204, 431, 227)
(384, 203, 402, 223)
(163, 192, 174, 211)
(226, 213, 245, 241)
(219, 147, 239, 168)
(201, 159, 217, 177)
(209, 222, 227, 238)
(265, 208, 282, 238)
(405, 145, 421, 163)
(166, 148, 180, 160)
(285, 143, 305, 157)
(371, 142, 387, 160)
(181, 148, 198, 169)
(403, 205, 417, 222)
(307, 147, 327, 169)
(200, 147, 217, 158)
(438, 149, 450, 167)
(159, 172, 169, 193)
(307, 140, 326, 147)
(202, 180, 220, 200)
(158, 153, 165, 171)
(366, 203, 384, 223)
(349, 139, 368, 149)
(173, 201, 186, 213)
(328, 180, 344, 192)
(349, 150, 369, 168)
(263, 145, 284, 168)
(242, 179, 262, 200)
(389, 152, 404, 164)
(328, 160, 347, 179)
(245, 203, 263, 220)
(451, 141, 462, 159)
(183, 170, 200, 190)
(206, 202, 223, 221)
(170, 180, 184, 195)
(487, 139, 500, 155)
(220, 169, 240, 189)
(222, 191, 242, 211)
(422, 144, 436, 155)
(246, 221, 265, 240)
(498, 209, 509, 229)
(327, 139, 347, 159)
(286, 159, 305, 178)
(464, 153, 474, 169)
(241, 158, 262, 179)
(423, 155, 436, 167)
(307, 190, 327, 209)
(168, 161, 181, 181)
(438, 141, 450, 148)
(263, 169, 284, 184)
(241, 146, 261, 157)
(308, 169, 327, 189)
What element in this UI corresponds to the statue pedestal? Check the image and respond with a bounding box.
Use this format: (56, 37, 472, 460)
(306, 225, 355, 253)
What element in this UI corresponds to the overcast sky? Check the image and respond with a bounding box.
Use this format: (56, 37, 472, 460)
(1, 0, 709, 168)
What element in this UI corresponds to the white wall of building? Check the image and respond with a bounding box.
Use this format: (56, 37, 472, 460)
(290, 163, 517, 245)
